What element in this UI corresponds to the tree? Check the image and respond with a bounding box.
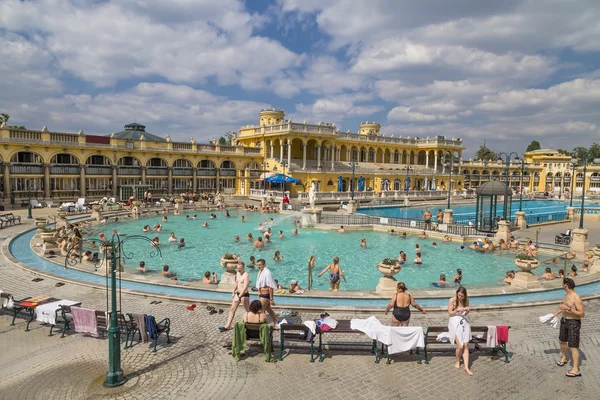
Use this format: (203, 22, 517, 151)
(474, 145, 497, 162)
(572, 146, 588, 161)
(526, 140, 541, 152)
(556, 148, 571, 155)
(588, 142, 600, 161)
(217, 136, 227, 145)
(0, 113, 25, 129)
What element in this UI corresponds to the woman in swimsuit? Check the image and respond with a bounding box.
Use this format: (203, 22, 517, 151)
(448, 286, 473, 376)
(318, 256, 346, 291)
(398, 251, 407, 264)
(242, 300, 267, 324)
(385, 282, 427, 326)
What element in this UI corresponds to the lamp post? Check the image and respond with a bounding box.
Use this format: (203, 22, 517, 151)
(261, 161, 269, 194)
(64, 233, 162, 387)
(571, 154, 600, 229)
(27, 180, 33, 219)
(281, 161, 288, 198)
(518, 158, 526, 212)
(443, 156, 454, 210)
(349, 161, 357, 201)
(569, 161, 577, 207)
(497, 152, 519, 220)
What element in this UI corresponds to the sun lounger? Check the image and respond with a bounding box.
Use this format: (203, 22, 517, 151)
(30, 199, 43, 208)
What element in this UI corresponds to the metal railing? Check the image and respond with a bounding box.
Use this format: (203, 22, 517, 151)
(526, 211, 568, 225)
(50, 165, 80, 175)
(220, 169, 236, 176)
(10, 164, 44, 174)
(85, 165, 113, 175)
(173, 168, 193, 176)
(146, 167, 169, 176)
(117, 167, 142, 175)
(196, 168, 217, 176)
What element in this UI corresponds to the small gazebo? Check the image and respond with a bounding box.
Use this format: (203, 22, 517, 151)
(475, 181, 512, 232)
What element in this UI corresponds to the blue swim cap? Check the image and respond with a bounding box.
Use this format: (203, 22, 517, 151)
(460, 245, 465, 249)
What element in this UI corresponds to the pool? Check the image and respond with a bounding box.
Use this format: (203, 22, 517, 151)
(81, 210, 538, 291)
(358, 199, 584, 222)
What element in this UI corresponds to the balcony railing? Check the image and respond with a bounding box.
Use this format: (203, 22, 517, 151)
(220, 169, 236, 176)
(117, 166, 142, 175)
(50, 165, 80, 175)
(10, 163, 44, 174)
(173, 168, 193, 176)
(146, 167, 169, 176)
(249, 170, 262, 178)
(86, 165, 113, 175)
(197, 168, 217, 176)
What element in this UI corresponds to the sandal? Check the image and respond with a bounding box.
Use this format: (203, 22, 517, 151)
(566, 372, 582, 377)
(218, 326, 232, 332)
(556, 360, 568, 367)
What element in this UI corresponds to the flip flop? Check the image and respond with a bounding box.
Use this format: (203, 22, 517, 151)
(187, 304, 196, 311)
(218, 326, 232, 332)
(556, 360, 568, 367)
(209, 309, 217, 314)
(566, 372, 582, 377)
(218, 309, 224, 314)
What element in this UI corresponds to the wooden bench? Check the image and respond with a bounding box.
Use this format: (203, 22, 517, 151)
(278, 324, 314, 362)
(4, 213, 21, 224)
(422, 326, 511, 364)
(316, 320, 379, 363)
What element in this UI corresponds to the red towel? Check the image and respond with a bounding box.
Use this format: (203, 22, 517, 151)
(497, 325, 509, 343)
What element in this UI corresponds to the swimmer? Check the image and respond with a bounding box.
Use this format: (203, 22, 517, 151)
(154, 223, 162, 232)
(151, 236, 160, 246)
(453, 269, 463, 285)
(443, 235, 451, 243)
(433, 274, 449, 288)
(192, 214, 197, 220)
(419, 231, 426, 239)
(234, 235, 240, 243)
(247, 233, 254, 242)
(168, 232, 177, 242)
(432, 242, 438, 248)
(583, 263, 590, 272)
(273, 250, 283, 262)
(162, 215, 168, 222)
(226, 210, 231, 217)
(279, 230, 284, 239)
(178, 238, 185, 248)
(541, 267, 555, 280)
(338, 225, 345, 234)
(143, 225, 151, 232)
(415, 244, 421, 253)
(398, 251, 407, 264)
(248, 256, 256, 268)
(569, 265, 578, 277)
(241, 216, 246, 222)
(414, 253, 423, 264)
(401, 232, 407, 239)
(360, 238, 367, 248)
(254, 237, 265, 248)
(203, 222, 209, 228)
(292, 229, 299, 236)
(138, 261, 147, 273)
(558, 269, 565, 278)
(289, 280, 302, 293)
(503, 271, 514, 284)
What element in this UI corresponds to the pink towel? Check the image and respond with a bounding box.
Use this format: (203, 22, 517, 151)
(71, 307, 99, 337)
(497, 325, 509, 343)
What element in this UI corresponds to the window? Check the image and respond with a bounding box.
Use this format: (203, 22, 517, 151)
(86, 178, 111, 190)
(197, 178, 216, 189)
(219, 178, 235, 189)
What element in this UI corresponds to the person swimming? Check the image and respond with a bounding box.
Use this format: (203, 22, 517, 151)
(432, 274, 449, 288)
(414, 253, 423, 264)
(178, 238, 185, 248)
(453, 269, 463, 285)
(360, 238, 367, 247)
(398, 251, 407, 264)
(168, 232, 177, 242)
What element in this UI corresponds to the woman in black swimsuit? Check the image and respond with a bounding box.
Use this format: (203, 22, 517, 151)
(385, 282, 427, 326)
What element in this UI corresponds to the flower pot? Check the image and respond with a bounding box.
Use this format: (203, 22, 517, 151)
(220, 258, 238, 274)
(376, 262, 402, 279)
(57, 211, 67, 219)
(514, 258, 540, 272)
(40, 232, 57, 243)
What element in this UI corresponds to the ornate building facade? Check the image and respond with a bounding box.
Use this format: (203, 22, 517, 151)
(0, 109, 597, 206)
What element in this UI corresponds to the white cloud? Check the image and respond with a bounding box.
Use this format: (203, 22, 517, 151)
(290, 93, 383, 127)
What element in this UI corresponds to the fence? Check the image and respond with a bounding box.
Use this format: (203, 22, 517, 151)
(320, 213, 479, 236)
(525, 211, 568, 225)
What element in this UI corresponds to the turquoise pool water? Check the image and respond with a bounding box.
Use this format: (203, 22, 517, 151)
(82, 210, 534, 291)
(358, 199, 580, 222)
(9, 228, 600, 306)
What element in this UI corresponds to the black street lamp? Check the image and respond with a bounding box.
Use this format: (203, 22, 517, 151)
(569, 161, 577, 207)
(261, 161, 269, 194)
(518, 158, 526, 212)
(349, 161, 358, 201)
(443, 155, 454, 210)
(27, 180, 33, 219)
(66, 233, 162, 387)
(571, 154, 600, 229)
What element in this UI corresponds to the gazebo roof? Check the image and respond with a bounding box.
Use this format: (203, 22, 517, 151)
(476, 181, 512, 196)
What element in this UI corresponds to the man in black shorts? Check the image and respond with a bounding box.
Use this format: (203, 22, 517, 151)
(554, 278, 585, 377)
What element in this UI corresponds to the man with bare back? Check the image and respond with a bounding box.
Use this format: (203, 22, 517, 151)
(218, 260, 250, 332)
(554, 278, 585, 377)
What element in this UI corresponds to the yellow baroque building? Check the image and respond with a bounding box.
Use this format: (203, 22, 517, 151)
(1, 109, 598, 206)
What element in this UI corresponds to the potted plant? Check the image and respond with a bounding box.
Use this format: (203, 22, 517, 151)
(220, 253, 239, 273)
(514, 253, 540, 272)
(376, 258, 402, 278)
(35, 217, 48, 228)
(40, 227, 58, 242)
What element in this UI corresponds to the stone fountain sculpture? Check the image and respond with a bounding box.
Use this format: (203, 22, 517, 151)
(300, 182, 322, 227)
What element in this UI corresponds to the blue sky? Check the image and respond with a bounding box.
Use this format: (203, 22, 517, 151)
(1, 0, 600, 157)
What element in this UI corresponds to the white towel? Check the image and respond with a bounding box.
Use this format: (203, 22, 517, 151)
(304, 321, 316, 335)
(321, 316, 338, 329)
(539, 313, 559, 329)
(387, 327, 425, 354)
(72, 307, 99, 337)
(436, 332, 451, 342)
(448, 315, 471, 346)
(350, 316, 387, 341)
(256, 268, 278, 290)
(0, 291, 6, 308)
(486, 325, 498, 347)
(35, 300, 81, 326)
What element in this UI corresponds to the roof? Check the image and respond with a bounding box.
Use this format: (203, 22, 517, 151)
(476, 181, 512, 196)
(110, 123, 166, 142)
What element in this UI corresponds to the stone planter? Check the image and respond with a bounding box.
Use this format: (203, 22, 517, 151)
(514, 258, 540, 272)
(219, 257, 238, 287)
(40, 232, 58, 243)
(57, 211, 67, 219)
(375, 262, 402, 294)
(35, 219, 48, 228)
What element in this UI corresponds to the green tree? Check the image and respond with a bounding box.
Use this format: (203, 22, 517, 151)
(525, 140, 541, 152)
(588, 142, 600, 161)
(572, 146, 588, 161)
(217, 136, 227, 145)
(556, 148, 571, 155)
(0, 113, 25, 129)
(474, 145, 497, 162)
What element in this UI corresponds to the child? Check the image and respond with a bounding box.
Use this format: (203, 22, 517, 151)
(178, 238, 185, 248)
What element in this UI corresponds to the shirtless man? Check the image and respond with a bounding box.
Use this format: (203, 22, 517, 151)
(254, 237, 265, 248)
(256, 259, 279, 329)
(554, 278, 585, 377)
(423, 209, 433, 230)
(219, 260, 250, 332)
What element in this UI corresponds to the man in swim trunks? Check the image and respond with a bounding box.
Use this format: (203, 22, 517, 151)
(219, 260, 250, 332)
(256, 259, 279, 329)
(254, 237, 265, 248)
(423, 209, 432, 230)
(554, 278, 584, 377)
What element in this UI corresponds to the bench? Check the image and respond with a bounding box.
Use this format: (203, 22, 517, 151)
(422, 326, 511, 364)
(278, 323, 315, 362)
(316, 320, 379, 363)
(4, 213, 21, 224)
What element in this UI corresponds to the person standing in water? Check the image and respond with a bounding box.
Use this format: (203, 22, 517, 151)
(318, 256, 346, 291)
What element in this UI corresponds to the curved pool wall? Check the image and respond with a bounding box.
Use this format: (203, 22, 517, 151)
(8, 227, 600, 307)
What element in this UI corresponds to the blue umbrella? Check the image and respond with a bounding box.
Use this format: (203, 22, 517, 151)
(337, 176, 343, 192)
(358, 176, 364, 191)
(264, 173, 301, 184)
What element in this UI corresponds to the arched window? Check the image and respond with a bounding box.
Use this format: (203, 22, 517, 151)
(51, 153, 79, 164)
(173, 159, 192, 168)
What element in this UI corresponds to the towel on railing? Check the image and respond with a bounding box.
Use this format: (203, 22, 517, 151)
(133, 313, 148, 342)
(486, 325, 498, 348)
(71, 306, 98, 337)
(497, 325, 509, 343)
(36, 300, 80, 326)
(386, 327, 425, 354)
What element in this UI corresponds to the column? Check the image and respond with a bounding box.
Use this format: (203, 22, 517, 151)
(44, 164, 50, 199)
(434, 154, 438, 172)
(346, 149, 350, 161)
(141, 166, 147, 185)
(112, 166, 118, 197)
(192, 168, 197, 193)
(413, 153, 417, 165)
(167, 167, 173, 197)
(279, 143, 284, 163)
(287, 142, 292, 168)
(79, 165, 86, 198)
(270, 143, 274, 159)
(331, 146, 335, 171)
(317, 145, 322, 170)
(426, 152, 430, 169)
(302, 143, 307, 170)
(407, 152, 411, 165)
(3, 162, 11, 201)
(215, 168, 220, 192)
